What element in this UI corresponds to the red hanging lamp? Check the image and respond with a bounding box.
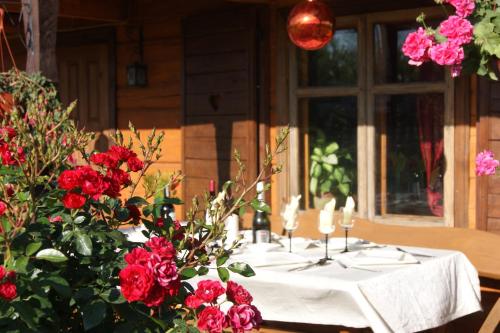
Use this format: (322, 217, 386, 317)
(287, 0, 335, 51)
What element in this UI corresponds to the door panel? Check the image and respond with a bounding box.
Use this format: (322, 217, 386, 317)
(183, 7, 258, 205)
(58, 43, 112, 152)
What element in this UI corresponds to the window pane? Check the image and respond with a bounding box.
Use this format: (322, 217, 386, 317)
(373, 23, 444, 84)
(298, 29, 358, 87)
(299, 97, 357, 209)
(375, 93, 444, 218)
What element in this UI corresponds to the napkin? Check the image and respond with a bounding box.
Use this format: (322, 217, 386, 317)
(232, 252, 310, 268)
(339, 249, 419, 266)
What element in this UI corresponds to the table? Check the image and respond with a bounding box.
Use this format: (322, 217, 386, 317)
(222, 241, 482, 333)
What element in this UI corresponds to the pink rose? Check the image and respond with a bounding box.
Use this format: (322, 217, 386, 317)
(185, 294, 204, 309)
(197, 306, 228, 333)
(0, 201, 7, 216)
(148, 255, 179, 288)
(439, 16, 473, 45)
(402, 27, 434, 66)
(476, 150, 500, 176)
(227, 304, 263, 333)
(49, 216, 63, 223)
(446, 0, 475, 17)
(0, 266, 5, 280)
(195, 280, 226, 303)
(226, 281, 253, 305)
(145, 237, 176, 260)
(429, 42, 464, 66)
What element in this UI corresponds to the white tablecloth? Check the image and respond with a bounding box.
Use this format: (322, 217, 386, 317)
(221, 244, 481, 333)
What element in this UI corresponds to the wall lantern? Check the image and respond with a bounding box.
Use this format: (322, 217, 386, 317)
(127, 26, 148, 87)
(287, 0, 335, 51)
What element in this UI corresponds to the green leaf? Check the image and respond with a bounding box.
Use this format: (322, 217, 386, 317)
(180, 267, 197, 280)
(13, 256, 29, 274)
(74, 215, 86, 224)
(36, 248, 68, 263)
(126, 196, 149, 206)
(154, 197, 183, 205)
(12, 302, 37, 329)
(312, 147, 323, 156)
(43, 276, 71, 298)
(338, 183, 350, 196)
(310, 177, 318, 195)
(216, 253, 229, 267)
(82, 300, 107, 331)
(250, 199, 270, 213)
(115, 207, 130, 222)
(100, 288, 126, 304)
(324, 142, 339, 154)
(198, 266, 209, 276)
(228, 262, 255, 277)
(75, 232, 93, 256)
(217, 267, 230, 282)
(26, 242, 42, 256)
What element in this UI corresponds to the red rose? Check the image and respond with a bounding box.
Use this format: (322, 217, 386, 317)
(119, 264, 155, 302)
(0, 281, 17, 301)
(0, 127, 16, 140)
(90, 152, 119, 169)
(227, 304, 262, 333)
(195, 280, 226, 303)
(226, 281, 253, 305)
(6, 271, 15, 280)
(185, 294, 204, 309)
(62, 192, 86, 209)
(104, 176, 121, 198)
(109, 146, 135, 161)
(155, 218, 165, 228)
(197, 306, 228, 333)
(5, 184, 14, 197)
(0, 266, 5, 280)
(127, 205, 141, 221)
(124, 247, 151, 265)
(143, 283, 166, 307)
(108, 169, 131, 187)
(145, 237, 176, 260)
(0, 201, 7, 216)
(58, 170, 81, 190)
(78, 166, 108, 197)
(0, 144, 25, 166)
(127, 156, 144, 172)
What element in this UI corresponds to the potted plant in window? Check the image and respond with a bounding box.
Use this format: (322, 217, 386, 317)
(309, 133, 354, 209)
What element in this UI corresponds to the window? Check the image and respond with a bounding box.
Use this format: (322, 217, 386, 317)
(289, 8, 453, 224)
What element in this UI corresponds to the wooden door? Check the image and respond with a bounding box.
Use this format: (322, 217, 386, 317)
(57, 43, 113, 151)
(182, 7, 260, 203)
(477, 78, 500, 233)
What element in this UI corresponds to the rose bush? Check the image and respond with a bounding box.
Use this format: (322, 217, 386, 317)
(404, 0, 500, 79)
(0, 70, 288, 332)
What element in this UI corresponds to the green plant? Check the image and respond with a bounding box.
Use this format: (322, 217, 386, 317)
(309, 132, 354, 202)
(0, 70, 289, 332)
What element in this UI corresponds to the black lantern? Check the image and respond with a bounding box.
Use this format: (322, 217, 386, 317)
(127, 26, 148, 87)
(127, 62, 147, 87)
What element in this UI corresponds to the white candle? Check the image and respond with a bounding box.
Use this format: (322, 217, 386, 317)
(319, 198, 336, 234)
(283, 195, 301, 230)
(342, 196, 355, 226)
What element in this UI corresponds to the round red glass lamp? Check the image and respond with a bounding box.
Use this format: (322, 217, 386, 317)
(287, 0, 335, 51)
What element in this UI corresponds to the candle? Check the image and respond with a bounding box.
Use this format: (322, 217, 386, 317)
(342, 196, 355, 226)
(283, 195, 301, 230)
(319, 198, 336, 234)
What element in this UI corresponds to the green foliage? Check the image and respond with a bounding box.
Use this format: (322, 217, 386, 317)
(309, 130, 354, 203)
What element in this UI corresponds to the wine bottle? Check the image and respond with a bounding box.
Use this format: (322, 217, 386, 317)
(160, 185, 176, 221)
(252, 181, 271, 243)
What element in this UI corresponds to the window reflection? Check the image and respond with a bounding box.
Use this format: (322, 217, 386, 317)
(375, 94, 444, 217)
(299, 97, 357, 209)
(298, 29, 358, 87)
(374, 23, 444, 83)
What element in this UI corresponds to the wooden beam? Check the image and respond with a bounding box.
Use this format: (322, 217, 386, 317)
(22, 0, 59, 81)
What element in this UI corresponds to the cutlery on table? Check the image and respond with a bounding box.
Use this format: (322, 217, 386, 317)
(394, 247, 435, 258)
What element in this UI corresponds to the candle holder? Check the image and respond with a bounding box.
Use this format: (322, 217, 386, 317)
(282, 219, 299, 253)
(339, 207, 354, 253)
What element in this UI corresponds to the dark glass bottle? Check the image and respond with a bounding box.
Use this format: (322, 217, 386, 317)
(252, 181, 271, 243)
(160, 185, 176, 221)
